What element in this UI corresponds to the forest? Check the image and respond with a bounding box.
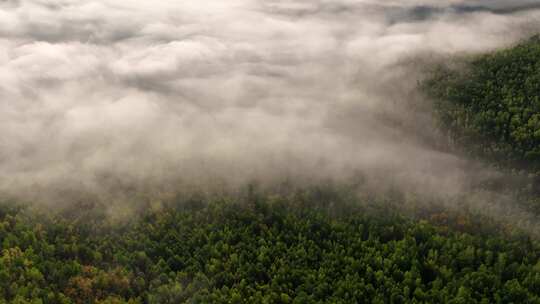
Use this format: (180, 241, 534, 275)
(423, 35, 540, 171)
(1, 191, 540, 304)
(2, 31, 540, 304)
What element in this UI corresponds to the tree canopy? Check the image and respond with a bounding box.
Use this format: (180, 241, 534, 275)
(423, 36, 540, 170)
(1, 195, 539, 303)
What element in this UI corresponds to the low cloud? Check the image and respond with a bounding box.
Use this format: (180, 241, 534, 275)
(0, 0, 539, 214)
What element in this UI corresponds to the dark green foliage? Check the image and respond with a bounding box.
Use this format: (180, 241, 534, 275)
(423, 35, 540, 214)
(424, 36, 540, 169)
(1, 196, 539, 303)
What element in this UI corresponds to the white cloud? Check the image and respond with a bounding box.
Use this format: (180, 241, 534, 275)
(0, 0, 539, 204)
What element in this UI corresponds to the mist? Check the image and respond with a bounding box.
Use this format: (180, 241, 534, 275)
(1, 0, 540, 220)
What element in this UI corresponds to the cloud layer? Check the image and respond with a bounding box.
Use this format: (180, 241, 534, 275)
(1, 0, 540, 205)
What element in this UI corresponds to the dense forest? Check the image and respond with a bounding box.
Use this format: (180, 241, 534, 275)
(423, 35, 540, 216)
(3, 37, 540, 303)
(1, 193, 540, 304)
(423, 35, 540, 170)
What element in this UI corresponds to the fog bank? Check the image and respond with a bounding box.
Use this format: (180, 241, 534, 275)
(1, 0, 540, 211)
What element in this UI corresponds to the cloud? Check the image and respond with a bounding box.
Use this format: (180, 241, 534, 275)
(0, 0, 539, 211)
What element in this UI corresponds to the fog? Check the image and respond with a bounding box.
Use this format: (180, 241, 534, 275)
(1, 0, 540, 217)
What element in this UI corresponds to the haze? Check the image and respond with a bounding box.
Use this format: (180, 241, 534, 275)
(1, 0, 540, 208)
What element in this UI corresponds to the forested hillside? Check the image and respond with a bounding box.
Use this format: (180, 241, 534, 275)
(423, 36, 540, 216)
(423, 36, 540, 170)
(3, 0, 540, 303)
(1, 195, 540, 304)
